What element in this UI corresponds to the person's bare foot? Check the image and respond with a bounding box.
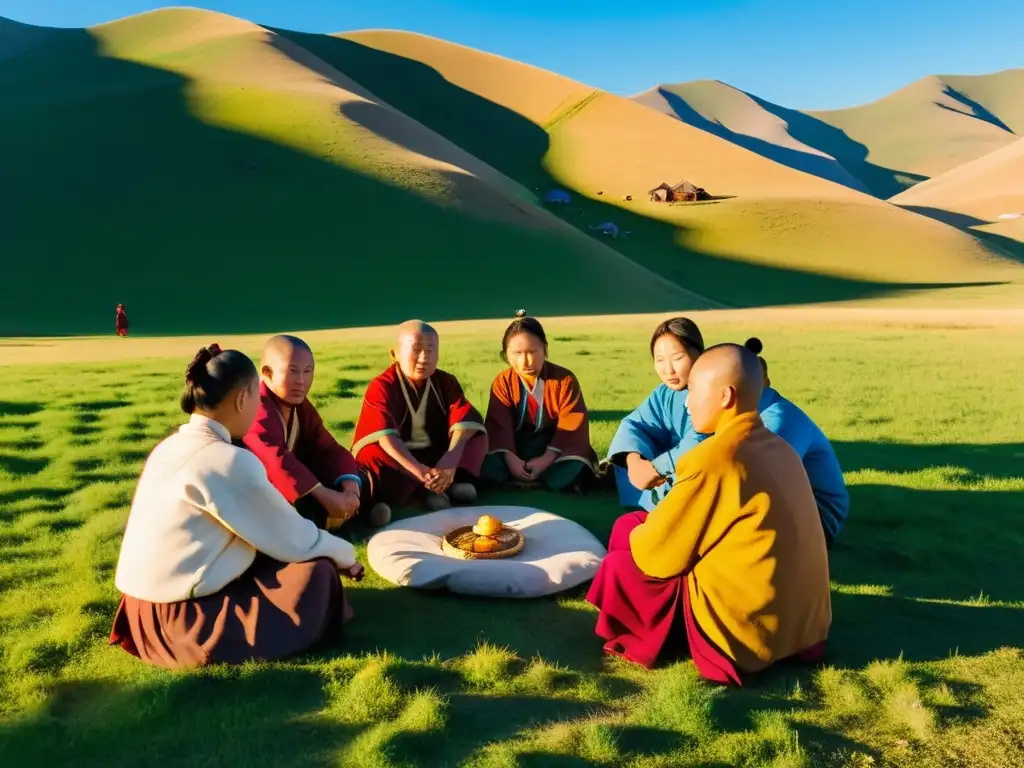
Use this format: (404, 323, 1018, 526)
(424, 491, 451, 511)
(367, 502, 391, 527)
(448, 482, 477, 505)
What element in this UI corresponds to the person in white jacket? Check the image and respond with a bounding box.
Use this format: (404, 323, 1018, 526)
(110, 343, 363, 669)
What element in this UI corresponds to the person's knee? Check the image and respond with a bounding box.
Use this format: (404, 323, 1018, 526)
(610, 511, 646, 537)
(311, 557, 338, 585)
(601, 549, 637, 573)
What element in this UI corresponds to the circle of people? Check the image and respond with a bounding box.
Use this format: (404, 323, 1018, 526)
(111, 312, 845, 685)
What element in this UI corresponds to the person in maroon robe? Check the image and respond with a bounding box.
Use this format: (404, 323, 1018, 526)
(352, 320, 487, 513)
(242, 335, 391, 530)
(115, 304, 129, 337)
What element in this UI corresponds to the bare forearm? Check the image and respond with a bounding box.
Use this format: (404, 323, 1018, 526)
(446, 429, 473, 458)
(310, 483, 331, 505)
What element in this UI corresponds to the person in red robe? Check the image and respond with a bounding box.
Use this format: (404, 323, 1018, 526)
(483, 311, 597, 491)
(242, 335, 391, 530)
(352, 320, 488, 513)
(115, 304, 129, 337)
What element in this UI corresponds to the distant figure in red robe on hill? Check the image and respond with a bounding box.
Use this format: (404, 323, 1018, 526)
(116, 304, 129, 337)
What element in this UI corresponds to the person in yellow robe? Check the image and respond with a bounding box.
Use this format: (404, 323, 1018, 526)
(586, 342, 832, 683)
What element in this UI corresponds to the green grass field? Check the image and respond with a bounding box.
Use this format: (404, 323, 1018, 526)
(2, 316, 1022, 767)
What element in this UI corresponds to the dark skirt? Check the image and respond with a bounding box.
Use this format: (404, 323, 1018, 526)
(109, 554, 348, 669)
(358, 431, 488, 507)
(586, 511, 742, 685)
(481, 428, 591, 491)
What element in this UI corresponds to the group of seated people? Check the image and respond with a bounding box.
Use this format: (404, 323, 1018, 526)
(110, 312, 848, 686)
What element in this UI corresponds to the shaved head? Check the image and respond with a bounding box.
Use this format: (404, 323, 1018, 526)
(394, 320, 439, 382)
(396, 319, 437, 342)
(261, 335, 315, 406)
(261, 334, 312, 367)
(685, 343, 765, 433)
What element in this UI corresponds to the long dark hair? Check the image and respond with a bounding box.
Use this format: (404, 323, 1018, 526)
(500, 309, 548, 362)
(649, 317, 705, 357)
(180, 344, 257, 414)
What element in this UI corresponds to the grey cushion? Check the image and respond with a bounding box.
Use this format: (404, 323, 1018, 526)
(366, 506, 607, 598)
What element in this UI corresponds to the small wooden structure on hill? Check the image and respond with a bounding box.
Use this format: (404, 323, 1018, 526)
(649, 180, 710, 203)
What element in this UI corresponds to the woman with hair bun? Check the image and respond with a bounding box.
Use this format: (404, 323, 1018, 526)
(675, 337, 849, 546)
(483, 310, 597, 491)
(109, 344, 363, 669)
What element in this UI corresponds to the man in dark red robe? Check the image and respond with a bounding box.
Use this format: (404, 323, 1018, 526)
(353, 320, 487, 512)
(243, 335, 390, 530)
(116, 304, 129, 337)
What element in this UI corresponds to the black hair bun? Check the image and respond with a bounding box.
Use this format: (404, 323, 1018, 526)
(515, 308, 527, 318)
(185, 343, 222, 381)
(744, 337, 763, 355)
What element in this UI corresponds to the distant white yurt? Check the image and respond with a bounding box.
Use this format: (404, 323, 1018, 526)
(544, 189, 571, 206)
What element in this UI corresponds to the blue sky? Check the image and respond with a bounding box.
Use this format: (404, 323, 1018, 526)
(4, 0, 1022, 109)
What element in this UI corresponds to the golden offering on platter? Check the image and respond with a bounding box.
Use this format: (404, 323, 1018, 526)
(441, 515, 525, 560)
(472, 514, 504, 537)
(473, 537, 500, 553)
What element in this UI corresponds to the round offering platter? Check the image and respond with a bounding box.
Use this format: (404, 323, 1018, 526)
(441, 515, 525, 560)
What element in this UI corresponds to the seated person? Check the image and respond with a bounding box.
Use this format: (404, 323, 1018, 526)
(587, 343, 831, 683)
(482, 311, 597, 491)
(674, 339, 849, 546)
(352, 320, 488, 512)
(110, 344, 363, 670)
(606, 317, 706, 509)
(242, 335, 390, 531)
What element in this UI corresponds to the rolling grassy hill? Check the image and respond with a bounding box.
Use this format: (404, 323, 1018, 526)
(289, 30, 1024, 307)
(636, 70, 1023, 200)
(2, 8, 1023, 336)
(633, 81, 870, 193)
(893, 138, 1024, 250)
(0, 9, 704, 336)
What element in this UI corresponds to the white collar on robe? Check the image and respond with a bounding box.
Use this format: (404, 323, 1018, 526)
(186, 413, 232, 443)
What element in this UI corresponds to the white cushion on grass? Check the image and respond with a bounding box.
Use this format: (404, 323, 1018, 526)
(366, 506, 607, 598)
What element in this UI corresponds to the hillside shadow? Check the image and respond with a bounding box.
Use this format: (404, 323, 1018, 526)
(655, 87, 869, 193)
(747, 93, 930, 198)
(897, 204, 990, 229)
(268, 31, 996, 311)
(895, 206, 1024, 264)
(973, 228, 1024, 263)
(937, 84, 1015, 133)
